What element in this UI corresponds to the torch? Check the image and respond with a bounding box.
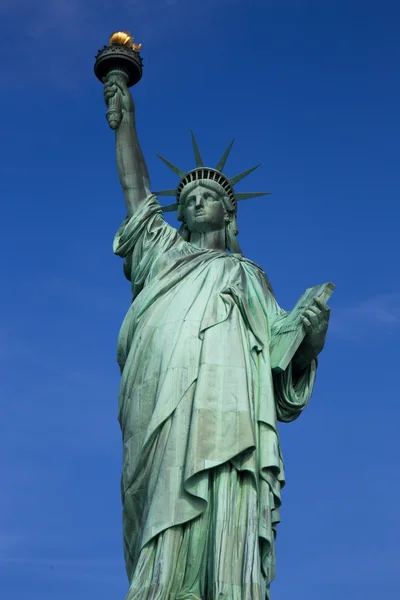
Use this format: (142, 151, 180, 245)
(94, 31, 143, 130)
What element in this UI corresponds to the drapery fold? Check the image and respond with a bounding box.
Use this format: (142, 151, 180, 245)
(113, 195, 316, 598)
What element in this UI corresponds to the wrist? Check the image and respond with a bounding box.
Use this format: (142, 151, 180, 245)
(292, 352, 312, 375)
(293, 336, 323, 372)
(122, 107, 135, 121)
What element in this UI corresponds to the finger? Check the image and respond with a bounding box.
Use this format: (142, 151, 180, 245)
(301, 316, 312, 329)
(104, 87, 117, 98)
(314, 297, 330, 314)
(307, 305, 321, 317)
(113, 80, 127, 95)
(304, 309, 319, 325)
(104, 88, 118, 102)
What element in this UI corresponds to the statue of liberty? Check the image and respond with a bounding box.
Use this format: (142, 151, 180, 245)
(102, 63, 330, 600)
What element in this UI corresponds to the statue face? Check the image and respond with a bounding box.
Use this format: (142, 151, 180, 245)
(183, 185, 226, 234)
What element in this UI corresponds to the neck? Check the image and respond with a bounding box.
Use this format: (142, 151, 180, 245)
(189, 228, 226, 251)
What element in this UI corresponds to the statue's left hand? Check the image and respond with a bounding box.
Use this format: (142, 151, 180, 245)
(293, 298, 330, 372)
(301, 297, 330, 357)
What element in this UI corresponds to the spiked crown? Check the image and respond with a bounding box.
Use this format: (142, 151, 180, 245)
(154, 132, 270, 214)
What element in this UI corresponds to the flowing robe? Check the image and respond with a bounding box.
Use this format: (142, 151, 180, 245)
(113, 195, 316, 599)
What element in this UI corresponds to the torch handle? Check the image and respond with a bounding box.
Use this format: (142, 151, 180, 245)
(104, 70, 128, 130)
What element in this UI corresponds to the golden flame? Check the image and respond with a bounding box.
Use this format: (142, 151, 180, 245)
(109, 31, 142, 52)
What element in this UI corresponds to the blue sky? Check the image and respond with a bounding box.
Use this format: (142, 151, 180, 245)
(0, 0, 399, 598)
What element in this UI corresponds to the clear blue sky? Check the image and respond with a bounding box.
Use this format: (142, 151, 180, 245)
(1, 0, 399, 598)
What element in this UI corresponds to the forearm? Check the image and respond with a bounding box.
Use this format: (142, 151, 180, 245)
(292, 343, 315, 376)
(115, 112, 151, 217)
(292, 330, 325, 377)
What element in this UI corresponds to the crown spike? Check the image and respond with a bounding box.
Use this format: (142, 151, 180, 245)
(156, 153, 186, 179)
(235, 192, 271, 201)
(162, 202, 179, 213)
(215, 139, 235, 172)
(229, 164, 261, 187)
(190, 131, 204, 167)
(153, 189, 177, 196)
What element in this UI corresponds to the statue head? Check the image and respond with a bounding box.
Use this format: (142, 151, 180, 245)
(178, 179, 241, 253)
(154, 132, 271, 253)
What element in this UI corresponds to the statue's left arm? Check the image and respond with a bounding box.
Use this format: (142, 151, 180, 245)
(292, 297, 330, 377)
(272, 297, 330, 423)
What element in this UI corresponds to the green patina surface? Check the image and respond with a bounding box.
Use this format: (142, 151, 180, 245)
(101, 69, 331, 600)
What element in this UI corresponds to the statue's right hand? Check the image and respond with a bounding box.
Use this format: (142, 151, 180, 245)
(103, 77, 134, 116)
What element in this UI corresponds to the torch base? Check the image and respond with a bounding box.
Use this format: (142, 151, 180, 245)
(94, 45, 143, 88)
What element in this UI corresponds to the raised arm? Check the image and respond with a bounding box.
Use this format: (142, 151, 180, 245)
(104, 77, 150, 217)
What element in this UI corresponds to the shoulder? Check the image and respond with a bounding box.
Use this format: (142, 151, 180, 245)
(240, 256, 276, 296)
